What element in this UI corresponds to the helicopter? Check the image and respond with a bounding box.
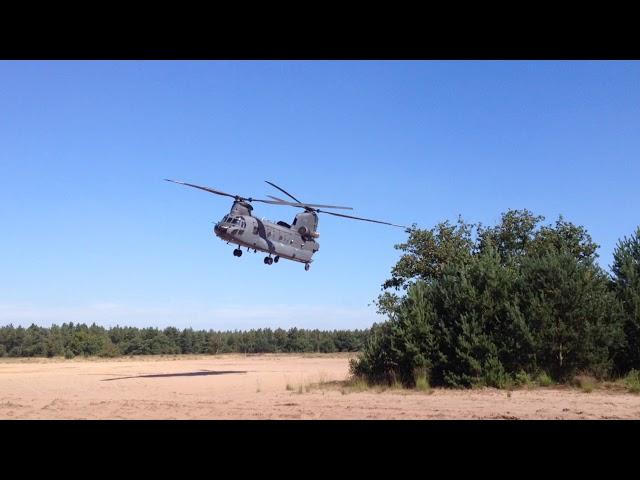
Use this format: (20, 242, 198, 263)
(165, 179, 406, 271)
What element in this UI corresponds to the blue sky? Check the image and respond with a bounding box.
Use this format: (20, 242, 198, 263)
(1, 61, 639, 330)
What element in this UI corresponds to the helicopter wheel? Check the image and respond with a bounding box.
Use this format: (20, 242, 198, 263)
(274, 256, 279, 263)
(304, 263, 310, 271)
(264, 256, 273, 265)
(233, 248, 242, 257)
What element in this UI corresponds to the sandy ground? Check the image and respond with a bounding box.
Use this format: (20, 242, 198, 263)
(1, 354, 639, 419)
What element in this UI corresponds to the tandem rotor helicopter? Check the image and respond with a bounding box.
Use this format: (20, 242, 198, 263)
(166, 179, 407, 271)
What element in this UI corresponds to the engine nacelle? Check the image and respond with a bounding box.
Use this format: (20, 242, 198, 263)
(294, 211, 319, 240)
(298, 226, 319, 239)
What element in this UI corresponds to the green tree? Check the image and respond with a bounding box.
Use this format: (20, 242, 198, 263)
(477, 209, 543, 261)
(377, 218, 475, 318)
(612, 227, 640, 372)
(98, 338, 121, 357)
(518, 253, 623, 380)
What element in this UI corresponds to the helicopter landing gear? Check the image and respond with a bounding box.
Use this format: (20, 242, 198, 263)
(273, 256, 279, 263)
(264, 256, 273, 265)
(233, 248, 242, 257)
(304, 263, 310, 271)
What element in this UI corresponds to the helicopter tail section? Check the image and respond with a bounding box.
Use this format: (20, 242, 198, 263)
(293, 211, 319, 240)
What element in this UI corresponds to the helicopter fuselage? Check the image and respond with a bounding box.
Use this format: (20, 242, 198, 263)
(213, 201, 320, 264)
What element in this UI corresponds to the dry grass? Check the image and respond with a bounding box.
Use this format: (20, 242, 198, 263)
(306, 375, 432, 396)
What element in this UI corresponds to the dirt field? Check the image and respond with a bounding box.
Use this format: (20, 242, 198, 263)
(1, 354, 639, 419)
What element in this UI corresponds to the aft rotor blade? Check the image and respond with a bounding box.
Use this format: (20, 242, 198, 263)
(165, 179, 280, 204)
(265, 194, 290, 203)
(265, 181, 303, 203)
(266, 196, 353, 210)
(318, 209, 407, 228)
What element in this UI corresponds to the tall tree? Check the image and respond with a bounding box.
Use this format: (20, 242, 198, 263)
(612, 227, 640, 371)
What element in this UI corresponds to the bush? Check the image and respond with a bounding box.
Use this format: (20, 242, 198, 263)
(573, 375, 598, 393)
(481, 356, 510, 389)
(64, 350, 75, 359)
(354, 210, 627, 388)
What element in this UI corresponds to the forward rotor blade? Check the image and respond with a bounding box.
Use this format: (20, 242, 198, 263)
(318, 209, 407, 228)
(165, 179, 238, 199)
(265, 181, 303, 203)
(165, 179, 280, 204)
(266, 195, 353, 210)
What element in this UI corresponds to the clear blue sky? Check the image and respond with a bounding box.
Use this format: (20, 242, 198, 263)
(1, 61, 639, 330)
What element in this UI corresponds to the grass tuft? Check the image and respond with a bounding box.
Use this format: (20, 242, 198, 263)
(514, 371, 533, 388)
(414, 368, 430, 392)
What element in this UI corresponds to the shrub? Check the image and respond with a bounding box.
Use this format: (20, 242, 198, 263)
(482, 356, 510, 389)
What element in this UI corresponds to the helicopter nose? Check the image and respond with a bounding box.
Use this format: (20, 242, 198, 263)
(214, 224, 229, 236)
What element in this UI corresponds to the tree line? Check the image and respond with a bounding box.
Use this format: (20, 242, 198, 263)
(0, 324, 370, 358)
(351, 210, 640, 388)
